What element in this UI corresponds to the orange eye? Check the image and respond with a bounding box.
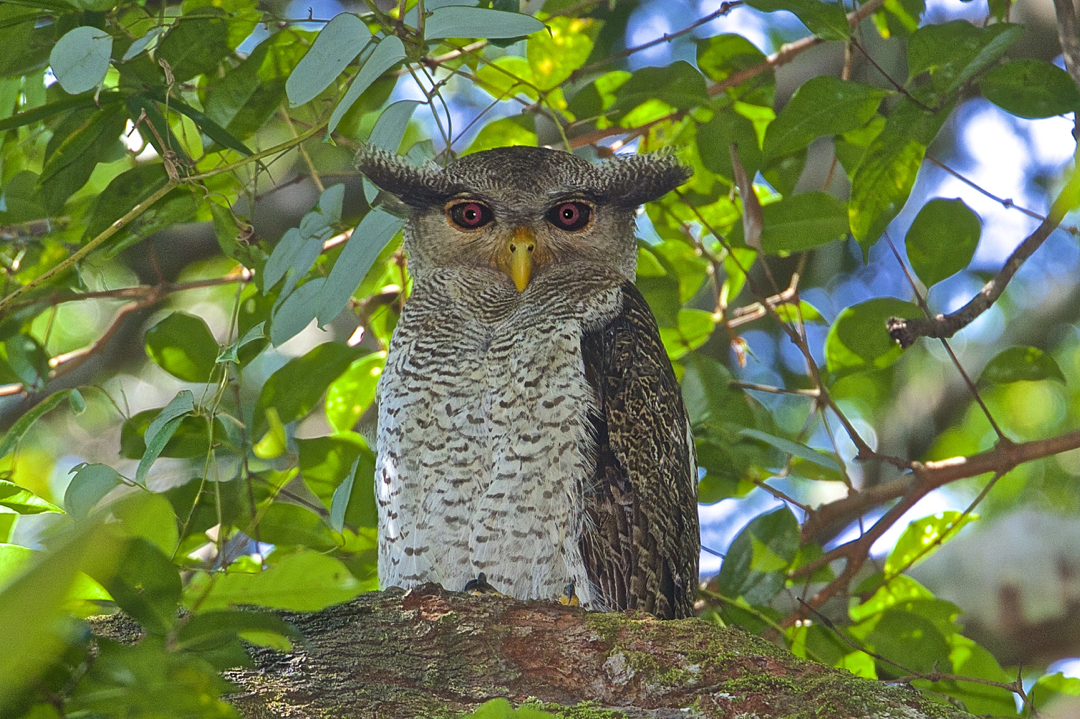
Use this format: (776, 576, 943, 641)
(448, 201, 493, 230)
(546, 201, 591, 231)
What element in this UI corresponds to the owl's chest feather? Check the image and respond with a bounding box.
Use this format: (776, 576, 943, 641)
(376, 269, 621, 601)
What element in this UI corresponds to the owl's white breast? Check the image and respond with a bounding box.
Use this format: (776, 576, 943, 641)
(375, 265, 622, 606)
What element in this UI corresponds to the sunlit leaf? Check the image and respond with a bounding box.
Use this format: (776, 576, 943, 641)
(884, 511, 978, 576)
(186, 550, 362, 611)
(0, 480, 62, 515)
(978, 346, 1067, 385)
(849, 97, 952, 248)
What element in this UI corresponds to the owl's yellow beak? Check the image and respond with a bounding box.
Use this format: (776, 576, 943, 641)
(506, 227, 535, 292)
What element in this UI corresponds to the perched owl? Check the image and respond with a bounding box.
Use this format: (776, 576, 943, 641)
(357, 145, 700, 619)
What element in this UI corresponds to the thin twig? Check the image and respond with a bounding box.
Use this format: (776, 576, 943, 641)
(887, 166, 1080, 348)
(569, 2, 744, 83)
(883, 234, 1007, 441)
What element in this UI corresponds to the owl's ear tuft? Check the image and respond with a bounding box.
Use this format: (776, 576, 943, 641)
(355, 144, 456, 207)
(598, 153, 692, 207)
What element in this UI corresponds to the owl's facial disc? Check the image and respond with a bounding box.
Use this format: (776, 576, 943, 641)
(502, 227, 535, 292)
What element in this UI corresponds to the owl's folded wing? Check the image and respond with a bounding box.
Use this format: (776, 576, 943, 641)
(579, 281, 700, 619)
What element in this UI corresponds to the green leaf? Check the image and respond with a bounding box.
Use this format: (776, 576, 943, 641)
(141, 89, 253, 157)
(526, 16, 594, 90)
(424, 7, 544, 40)
(121, 26, 163, 62)
(0, 390, 71, 459)
(659, 309, 716, 360)
(328, 36, 406, 137)
(979, 58, 1080, 118)
(928, 634, 1017, 716)
(297, 433, 373, 508)
(83, 164, 192, 247)
(287, 13, 370, 107)
(467, 115, 537, 158)
(978, 346, 1066, 384)
(745, 0, 850, 40)
(476, 56, 538, 102)
(739, 429, 842, 472)
(696, 33, 769, 87)
(907, 21, 1023, 97)
(773, 301, 825, 324)
(861, 607, 951, 674)
(270, 278, 325, 346)
(187, 550, 362, 611)
(49, 26, 113, 95)
(155, 9, 232, 82)
(253, 342, 365, 438)
(849, 97, 952, 247)
(699, 111, 762, 187)
(0, 480, 62, 515)
(316, 210, 404, 326)
(717, 507, 799, 604)
(905, 198, 980, 288)
(764, 77, 887, 159)
(144, 312, 220, 382)
(38, 105, 127, 213)
(760, 191, 849, 254)
(850, 574, 933, 621)
(174, 609, 301, 653)
(65, 463, 124, 519)
(0, 91, 124, 133)
(325, 353, 385, 433)
(136, 391, 195, 485)
(367, 100, 421, 154)
(614, 61, 709, 113)
(330, 455, 360, 533)
(1031, 672, 1080, 713)
(0, 543, 36, 587)
(90, 537, 181, 635)
(257, 503, 338, 551)
(884, 511, 977, 576)
(465, 698, 557, 719)
(825, 298, 921, 378)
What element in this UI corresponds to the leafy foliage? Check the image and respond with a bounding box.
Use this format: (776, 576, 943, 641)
(1, 0, 1079, 715)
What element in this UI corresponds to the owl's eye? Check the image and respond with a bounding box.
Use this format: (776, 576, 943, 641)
(448, 201, 493, 230)
(547, 201, 592, 231)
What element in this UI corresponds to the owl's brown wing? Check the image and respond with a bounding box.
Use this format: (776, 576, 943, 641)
(579, 281, 700, 619)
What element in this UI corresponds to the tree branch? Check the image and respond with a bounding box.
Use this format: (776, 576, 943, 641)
(887, 165, 1080, 348)
(94, 584, 978, 719)
(801, 429, 1080, 544)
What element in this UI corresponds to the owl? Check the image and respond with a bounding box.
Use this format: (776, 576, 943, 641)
(357, 145, 700, 619)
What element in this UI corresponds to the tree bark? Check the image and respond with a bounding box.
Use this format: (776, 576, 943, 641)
(213, 584, 974, 719)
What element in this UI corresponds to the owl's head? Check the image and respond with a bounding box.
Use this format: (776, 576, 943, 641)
(356, 145, 690, 289)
